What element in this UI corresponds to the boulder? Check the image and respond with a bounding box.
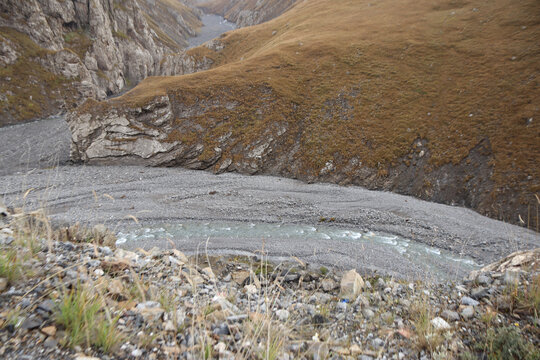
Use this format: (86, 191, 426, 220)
(340, 269, 365, 299)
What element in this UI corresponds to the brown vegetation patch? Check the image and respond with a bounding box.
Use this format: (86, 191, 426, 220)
(78, 0, 540, 227)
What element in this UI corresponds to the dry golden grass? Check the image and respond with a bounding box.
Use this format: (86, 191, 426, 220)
(83, 0, 539, 222)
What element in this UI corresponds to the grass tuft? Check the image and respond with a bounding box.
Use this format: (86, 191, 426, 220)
(55, 284, 124, 352)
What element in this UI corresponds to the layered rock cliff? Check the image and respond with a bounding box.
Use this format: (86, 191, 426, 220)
(198, 0, 297, 27)
(68, 0, 540, 229)
(0, 0, 206, 126)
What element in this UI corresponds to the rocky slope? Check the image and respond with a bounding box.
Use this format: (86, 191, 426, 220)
(68, 0, 540, 229)
(198, 0, 297, 27)
(0, 207, 538, 359)
(0, 0, 207, 126)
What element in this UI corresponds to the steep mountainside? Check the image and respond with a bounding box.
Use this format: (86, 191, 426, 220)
(198, 0, 297, 27)
(68, 0, 540, 228)
(0, 0, 204, 126)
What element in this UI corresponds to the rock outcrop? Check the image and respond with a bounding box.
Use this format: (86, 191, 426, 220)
(198, 0, 297, 27)
(68, 0, 540, 229)
(0, 0, 205, 125)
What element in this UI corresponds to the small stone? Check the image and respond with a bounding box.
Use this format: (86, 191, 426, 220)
(131, 349, 143, 357)
(461, 296, 479, 307)
(213, 323, 230, 336)
(0, 278, 7, 292)
(37, 300, 55, 313)
(136, 301, 161, 310)
(284, 273, 300, 282)
(171, 249, 189, 263)
(376, 278, 386, 289)
(321, 278, 337, 292)
(312, 314, 327, 325)
(336, 301, 347, 312)
(476, 274, 492, 286)
(202, 267, 216, 280)
(21, 315, 42, 330)
(471, 287, 489, 299)
(430, 317, 451, 330)
(276, 309, 290, 321)
(350, 344, 362, 355)
(226, 314, 248, 322)
(372, 338, 384, 348)
(461, 306, 475, 319)
(99, 246, 113, 256)
(75, 357, 101, 360)
(441, 310, 460, 322)
(232, 270, 250, 285)
(245, 284, 258, 295)
(340, 269, 364, 298)
(41, 326, 56, 337)
(94, 269, 104, 276)
(354, 294, 369, 307)
(44, 337, 58, 348)
(362, 308, 375, 319)
(164, 320, 176, 332)
(135, 301, 164, 322)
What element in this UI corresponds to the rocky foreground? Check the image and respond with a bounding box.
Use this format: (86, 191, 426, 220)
(0, 204, 538, 360)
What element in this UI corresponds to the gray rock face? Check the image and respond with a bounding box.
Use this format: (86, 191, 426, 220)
(0, 0, 206, 123)
(200, 0, 297, 27)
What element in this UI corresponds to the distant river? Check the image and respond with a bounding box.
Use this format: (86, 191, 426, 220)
(188, 14, 236, 49)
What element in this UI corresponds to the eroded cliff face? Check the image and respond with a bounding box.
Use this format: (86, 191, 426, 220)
(68, 0, 540, 229)
(198, 0, 297, 27)
(0, 0, 206, 125)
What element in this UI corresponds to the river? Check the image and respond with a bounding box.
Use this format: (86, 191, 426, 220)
(188, 14, 236, 49)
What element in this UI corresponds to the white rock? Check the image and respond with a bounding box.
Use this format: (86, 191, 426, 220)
(131, 349, 143, 357)
(276, 309, 290, 322)
(430, 317, 451, 330)
(340, 269, 365, 299)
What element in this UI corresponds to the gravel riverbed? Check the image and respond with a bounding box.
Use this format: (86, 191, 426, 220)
(0, 117, 538, 281)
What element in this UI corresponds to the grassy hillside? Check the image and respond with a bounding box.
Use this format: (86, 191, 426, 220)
(79, 0, 540, 227)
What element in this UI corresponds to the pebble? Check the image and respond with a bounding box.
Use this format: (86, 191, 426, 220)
(431, 317, 451, 330)
(362, 308, 375, 319)
(131, 349, 143, 357)
(461, 306, 474, 319)
(321, 278, 337, 292)
(41, 325, 56, 337)
(43, 337, 58, 348)
(441, 310, 460, 322)
(276, 309, 290, 321)
(213, 323, 230, 336)
(21, 315, 42, 330)
(461, 296, 479, 307)
(476, 274, 492, 285)
(471, 287, 489, 299)
(336, 301, 347, 312)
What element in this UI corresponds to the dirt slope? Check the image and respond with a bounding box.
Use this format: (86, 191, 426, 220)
(69, 0, 540, 229)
